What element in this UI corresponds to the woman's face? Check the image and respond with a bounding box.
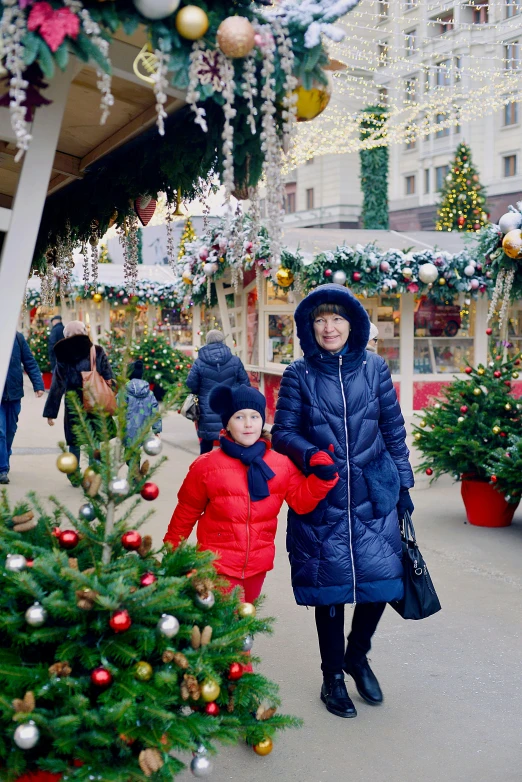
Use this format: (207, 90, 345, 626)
(313, 313, 350, 353)
(227, 408, 263, 447)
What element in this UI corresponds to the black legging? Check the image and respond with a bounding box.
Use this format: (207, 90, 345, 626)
(315, 602, 386, 674)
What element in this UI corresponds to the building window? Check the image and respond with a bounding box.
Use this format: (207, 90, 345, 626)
(285, 192, 296, 213)
(505, 42, 520, 71)
(435, 113, 450, 138)
(405, 138, 416, 151)
(424, 168, 430, 194)
(506, 0, 521, 18)
(306, 188, 314, 209)
(437, 12, 454, 34)
(503, 154, 517, 177)
(405, 175, 416, 195)
(306, 157, 314, 165)
(404, 0, 419, 9)
(378, 0, 389, 18)
(405, 76, 418, 103)
(504, 101, 519, 126)
(414, 296, 475, 375)
(405, 29, 416, 57)
(435, 60, 451, 87)
(454, 56, 462, 81)
(435, 165, 450, 191)
(378, 41, 389, 67)
(378, 87, 389, 106)
(472, 3, 489, 23)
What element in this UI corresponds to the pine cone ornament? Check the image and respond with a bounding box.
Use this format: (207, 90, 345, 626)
(68, 557, 78, 570)
(86, 473, 102, 498)
(138, 748, 163, 777)
(140, 460, 150, 476)
(49, 661, 72, 678)
(12, 691, 35, 714)
(256, 705, 277, 721)
(191, 626, 201, 649)
(183, 674, 200, 700)
(192, 577, 214, 597)
(172, 652, 189, 668)
(200, 625, 213, 646)
(76, 588, 98, 610)
(12, 511, 37, 532)
(138, 535, 152, 558)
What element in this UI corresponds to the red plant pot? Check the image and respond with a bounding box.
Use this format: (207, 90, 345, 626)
(461, 478, 519, 527)
(15, 773, 62, 782)
(42, 372, 52, 390)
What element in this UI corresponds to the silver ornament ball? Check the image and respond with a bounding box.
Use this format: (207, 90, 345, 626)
(498, 211, 522, 235)
(79, 503, 96, 522)
(332, 270, 347, 285)
(157, 613, 180, 638)
(242, 634, 254, 652)
(143, 436, 163, 457)
(195, 591, 215, 609)
(5, 554, 27, 572)
(133, 0, 180, 20)
(191, 755, 213, 778)
(14, 720, 40, 750)
(464, 264, 476, 277)
(25, 602, 47, 627)
(109, 477, 130, 497)
(418, 262, 439, 285)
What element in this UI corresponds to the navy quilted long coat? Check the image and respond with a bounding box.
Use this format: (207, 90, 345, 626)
(186, 342, 250, 441)
(272, 284, 414, 607)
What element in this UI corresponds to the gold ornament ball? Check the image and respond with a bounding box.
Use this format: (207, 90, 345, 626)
(513, 372, 520, 379)
(276, 267, 294, 288)
(217, 16, 255, 59)
(182, 273, 193, 285)
(135, 661, 153, 681)
(93, 293, 103, 303)
(253, 737, 273, 756)
(83, 466, 97, 483)
(419, 420, 427, 428)
(413, 432, 421, 441)
(294, 77, 332, 122)
(56, 452, 79, 474)
(505, 403, 512, 410)
(473, 388, 482, 396)
(477, 367, 485, 375)
(175, 5, 209, 40)
(438, 277, 446, 286)
(238, 602, 256, 619)
(201, 679, 221, 703)
(502, 229, 522, 259)
(492, 426, 501, 434)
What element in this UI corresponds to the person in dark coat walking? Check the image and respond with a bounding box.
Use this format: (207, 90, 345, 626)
(43, 321, 113, 482)
(272, 284, 414, 720)
(48, 315, 65, 372)
(186, 330, 250, 454)
(0, 332, 45, 483)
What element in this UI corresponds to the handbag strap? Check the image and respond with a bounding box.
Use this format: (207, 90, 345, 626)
(90, 345, 96, 371)
(402, 509, 417, 544)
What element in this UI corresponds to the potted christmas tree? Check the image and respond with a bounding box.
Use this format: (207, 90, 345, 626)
(413, 354, 522, 527)
(27, 329, 52, 389)
(130, 330, 190, 404)
(0, 394, 299, 781)
(486, 433, 522, 508)
(435, 142, 488, 232)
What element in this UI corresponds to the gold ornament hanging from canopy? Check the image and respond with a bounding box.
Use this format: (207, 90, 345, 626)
(276, 267, 294, 288)
(175, 5, 209, 40)
(502, 230, 522, 260)
(294, 76, 332, 122)
(217, 16, 256, 59)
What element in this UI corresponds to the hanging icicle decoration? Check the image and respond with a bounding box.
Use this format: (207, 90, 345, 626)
(487, 268, 506, 324)
(219, 52, 237, 224)
(274, 20, 298, 157)
(499, 267, 515, 331)
(207, 275, 211, 304)
(187, 42, 208, 132)
(89, 220, 99, 290)
(0, 1, 31, 160)
(241, 55, 258, 135)
(123, 215, 140, 295)
(151, 41, 169, 136)
(81, 241, 90, 291)
(40, 263, 55, 307)
(166, 199, 176, 271)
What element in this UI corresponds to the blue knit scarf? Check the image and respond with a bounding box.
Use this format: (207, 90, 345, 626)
(219, 436, 276, 502)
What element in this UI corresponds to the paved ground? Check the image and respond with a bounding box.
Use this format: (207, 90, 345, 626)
(5, 384, 522, 782)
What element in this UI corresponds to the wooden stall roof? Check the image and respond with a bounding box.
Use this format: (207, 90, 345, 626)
(0, 29, 186, 208)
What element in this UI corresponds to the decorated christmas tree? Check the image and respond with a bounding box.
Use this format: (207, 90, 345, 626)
(435, 142, 488, 232)
(99, 244, 112, 264)
(412, 354, 522, 484)
(0, 396, 299, 781)
(486, 433, 522, 504)
(130, 330, 190, 403)
(27, 328, 51, 374)
(178, 218, 197, 261)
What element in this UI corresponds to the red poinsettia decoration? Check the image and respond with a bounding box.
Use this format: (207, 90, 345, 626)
(27, 2, 80, 53)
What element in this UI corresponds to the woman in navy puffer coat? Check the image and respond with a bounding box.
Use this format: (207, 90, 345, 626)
(187, 330, 250, 453)
(272, 284, 414, 720)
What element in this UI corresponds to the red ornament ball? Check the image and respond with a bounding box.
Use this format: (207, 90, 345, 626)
(486, 328, 493, 336)
(324, 269, 332, 277)
(205, 702, 220, 716)
(140, 572, 158, 587)
(515, 359, 521, 366)
(500, 432, 507, 437)
(460, 406, 468, 414)
(464, 367, 472, 374)
(352, 271, 362, 282)
(121, 530, 142, 550)
(228, 662, 244, 681)
(110, 609, 132, 633)
(26, 558, 34, 567)
(505, 381, 512, 387)
(457, 216, 465, 226)
(425, 468, 433, 476)
(141, 482, 159, 501)
(494, 370, 501, 378)
(91, 667, 113, 687)
(490, 475, 498, 483)
(495, 355, 502, 361)
(59, 529, 79, 550)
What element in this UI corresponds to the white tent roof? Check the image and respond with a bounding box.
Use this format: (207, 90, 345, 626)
(28, 262, 178, 290)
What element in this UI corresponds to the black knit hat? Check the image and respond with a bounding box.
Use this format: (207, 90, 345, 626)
(209, 384, 266, 429)
(128, 359, 144, 380)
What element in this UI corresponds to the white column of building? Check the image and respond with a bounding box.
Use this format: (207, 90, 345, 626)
(400, 293, 415, 417)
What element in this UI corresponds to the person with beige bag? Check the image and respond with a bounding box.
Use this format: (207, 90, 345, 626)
(43, 321, 114, 484)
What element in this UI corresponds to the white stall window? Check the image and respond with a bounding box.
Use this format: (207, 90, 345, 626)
(266, 313, 294, 365)
(413, 295, 475, 374)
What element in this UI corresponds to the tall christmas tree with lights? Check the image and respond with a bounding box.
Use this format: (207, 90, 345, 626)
(0, 395, 299, 782)
(27, 328, 51, 374)
(436, 142, 488, 232)
(178, 218, 196, 261)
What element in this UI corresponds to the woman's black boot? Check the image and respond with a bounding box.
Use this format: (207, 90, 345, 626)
(320, 673, 357, 718)
(344, 656, 383, 705)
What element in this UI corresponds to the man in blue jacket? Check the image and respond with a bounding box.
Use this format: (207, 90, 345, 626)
(48, 315, 65, 371)
(0, 332, 44, 484)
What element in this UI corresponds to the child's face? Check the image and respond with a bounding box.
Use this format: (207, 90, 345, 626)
(227, 408, 263, 447)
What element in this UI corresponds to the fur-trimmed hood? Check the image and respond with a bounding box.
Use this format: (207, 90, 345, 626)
(294, 284, 370, 359)
(53, 334, 93, 365)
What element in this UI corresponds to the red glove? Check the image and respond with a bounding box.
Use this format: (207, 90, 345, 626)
(309, 450, 337, 480)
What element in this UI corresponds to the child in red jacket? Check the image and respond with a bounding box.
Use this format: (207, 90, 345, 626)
(164, 384, 338, 603)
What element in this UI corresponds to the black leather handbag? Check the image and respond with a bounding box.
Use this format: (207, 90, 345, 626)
(390, 511, 441, 620)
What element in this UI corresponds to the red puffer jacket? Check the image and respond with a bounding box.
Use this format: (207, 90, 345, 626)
(164, 440, 338, 579)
